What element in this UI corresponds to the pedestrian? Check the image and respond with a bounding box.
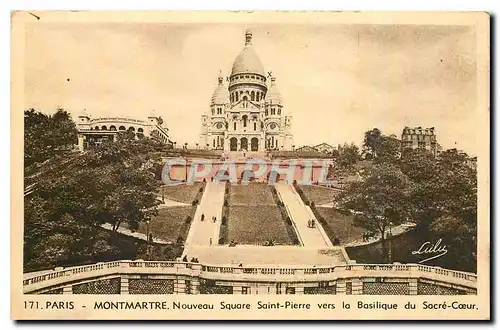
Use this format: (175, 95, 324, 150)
(201, 213, 205, 221)
(182, 255, 188, 262)
(209, 237, 212, 245)
(213, 216, 217, 223)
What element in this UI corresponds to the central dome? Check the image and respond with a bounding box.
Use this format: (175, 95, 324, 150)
(231, 31, 265, 76)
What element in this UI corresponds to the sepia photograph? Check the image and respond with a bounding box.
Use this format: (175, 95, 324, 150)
(11, 11, 490, 320)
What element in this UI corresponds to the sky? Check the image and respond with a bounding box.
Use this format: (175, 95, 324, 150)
(24, 22, 479, 155)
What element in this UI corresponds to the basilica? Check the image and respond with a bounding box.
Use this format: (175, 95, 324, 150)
(199, 31, 293, 153)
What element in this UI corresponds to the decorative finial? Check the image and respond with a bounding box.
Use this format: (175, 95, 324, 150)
(245, 30, 252, 46)
(218, 70, 223, 84)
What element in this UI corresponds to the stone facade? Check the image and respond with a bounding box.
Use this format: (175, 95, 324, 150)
(199, 31, 293, 153)
(401, 126, 441, 157)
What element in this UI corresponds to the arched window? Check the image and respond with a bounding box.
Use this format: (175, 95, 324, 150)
(235, 93, 239, 102)
(213, 139, 215, 148)
(251, 91, 255, 101)
(119, 126, 126, 131)
(128, 127, 135, 132)
(243, 115, 248, 127)
(101, 125, 107, 130)
(95, 126, 100, 130)
(278, 109, 281, 115)
(110, 125, 117, 131)
(212, 109, 215, 115)
(265, 109, 268, 116)
(234, 122, 237, 131)
(137, 128, 143, 133)
(254, 122, 257, 131)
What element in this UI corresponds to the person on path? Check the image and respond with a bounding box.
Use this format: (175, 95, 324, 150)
(201, 213, 205, 221)
(209, 237, 212, 246)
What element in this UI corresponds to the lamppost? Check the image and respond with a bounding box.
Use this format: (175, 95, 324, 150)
(146, 219, 151, 259)
(388, 221, 393, 263)
(161, 185, 165, 204)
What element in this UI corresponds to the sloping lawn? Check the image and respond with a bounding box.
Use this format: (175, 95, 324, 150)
(300, 185, 341, 205)
(229, 183, 275, 205)
(137, 206, 194, 243)
(315, 207, 365, 245)
(160, 183, 203, 203)
(227, 206, 293, 245)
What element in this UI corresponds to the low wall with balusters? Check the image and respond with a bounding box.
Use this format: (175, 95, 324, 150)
(23, 260, 477, 295)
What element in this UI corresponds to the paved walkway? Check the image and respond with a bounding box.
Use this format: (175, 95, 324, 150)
(183, 181, 225, 255)
(345, 222, 417, 247)
(183, 245, 349, 266)
(275, 183, 332, 248)
(157, 198, 190, 207)
(100, 223, 172, 244)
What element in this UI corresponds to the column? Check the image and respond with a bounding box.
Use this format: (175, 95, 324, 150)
(120, 277, 129, 295)
(409, 278, 418, 295)
(190, 279, 200, 295)
(77, 134, 85, 151)
(336, 280, 346, 295)
(174, 278, 187, 294)
(62, 286, 73, 295)
(351, 278, 363, 295)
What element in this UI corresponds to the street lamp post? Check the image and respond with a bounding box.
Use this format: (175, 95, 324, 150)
(388, 222, 393, 263)
(146, 219, 151, 259)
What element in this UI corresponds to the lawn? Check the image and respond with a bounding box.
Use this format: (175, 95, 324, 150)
(227, 206, 293, 245)
(160, 183, 204, 204)
(315, 207, 365, 245)
(299, 185, 341, 205)
(229, 183, 275, 205)
(137, 206, 194, 243)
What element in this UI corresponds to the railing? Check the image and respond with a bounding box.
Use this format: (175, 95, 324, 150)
(23, 259, 477, 294)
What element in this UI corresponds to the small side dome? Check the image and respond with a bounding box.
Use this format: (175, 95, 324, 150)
(211, 75, 229, 105)
(265, 77, 282, 103)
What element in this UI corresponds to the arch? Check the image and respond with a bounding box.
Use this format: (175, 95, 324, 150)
(253, 122, 257, 131)
(119, 126, 126, 131)
(128, 127, 135, 132)
(241, 170, 255, 183)
(243, 95, 248, 102)
(240, 137, 248, 151)
(256, 92, 260, 101)
(233, 122, 237, 131)
(235, 93, 239, 102)
(95, 126, 100, 130)
(214, 169, 231, 182)
(230, 137, 238, 151)
(242, 115, 248, 127)
(110, 125, 117, 131)
(101, 125, 107, 130)
(251, 91, 255, 101)
(251, 137, 259, 151)
(137, 128, 144, 133)
(267, 171, 281, 184)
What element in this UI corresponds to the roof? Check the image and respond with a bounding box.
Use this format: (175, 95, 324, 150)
(211, 76, 229, 105)
(265, 77, 282, 102)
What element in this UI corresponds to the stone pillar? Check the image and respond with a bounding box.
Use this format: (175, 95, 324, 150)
(62, 286, 73, 295)
(120, 277, 129, 295)
(77, 134, 85, 151)
(336, 280, 346, 295)
(190, 279, 200, 295)
(174, 278, 186, 294)
(409, 278, 418, 295)
(352, 278, 363, 295)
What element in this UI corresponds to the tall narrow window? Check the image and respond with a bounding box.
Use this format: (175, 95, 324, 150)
(213, 139, 215, 147)
(243, 115, 247, 127)
(254, 122, 257, 131)
(234, 122, 237, 130)
(251, 91, 255, 101)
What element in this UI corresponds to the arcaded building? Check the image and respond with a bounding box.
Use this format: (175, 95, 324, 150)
(199, 31, 293, 153)
(76, 110, 172, 151)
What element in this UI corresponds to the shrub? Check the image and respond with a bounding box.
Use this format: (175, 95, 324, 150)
(310, 201, 315, 207)
(224, 199, 228, 207)
(185, 216, 191, 223)
(333, 238, 340, 246)
(192, 199, 198, 206)
(305, 200, 310, 206)
(199, 187, 203, 192)
(222, 216, 227, 225)
(218, 237, 224, 245)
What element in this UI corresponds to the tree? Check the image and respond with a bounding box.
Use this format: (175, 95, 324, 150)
(24, 133, 164, 271)
(335, 163, 414, 242)
(24, 108, 77, 168)
(336, 143, 361, 173)
(362, 128, 400, 163)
